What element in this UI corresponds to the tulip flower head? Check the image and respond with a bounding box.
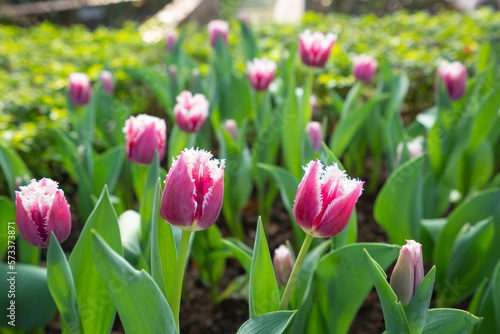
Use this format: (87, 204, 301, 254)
(100, 70, 114, 95)
(123, 114, 167, 165)
(273, 244, 295, 286)
(208, 20, 229, 48)
(306, 121, 323, 153)
(390, 240, 424, 307)
(395, 136, 424, 165)
(246, 58, 277, 91)
(435, 60, 467, 101)
(224, 119, 238, 141)
(353, 54, 378, 84)
(165, 29, 178, 52)
(299, 30, 337, 68)
(174, 91, 210, 133)
(293, 160, 363, 238)
(15, 178, 71, 248)
(68, 72, 92, 106)
(161, 148, 225, 231)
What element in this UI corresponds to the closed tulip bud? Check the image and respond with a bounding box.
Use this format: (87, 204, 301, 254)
(306, 121, 322, 152)
(309, 94, 318, 115)
(208, 20, 229, 48)
(246, 58, 276, 91)
(224, 119, 238, 141)
(238, 11, 250, 28)
(174, 91, 209, 133)
(165, 29, 178, 52)
(100, 70, 114, 95)
(68, 72, 92, 106)
(273, 244, 295, 286)
(293, 160, 363, 238)
(390, 240, 424, 307)
(435, 60, 467, 101)
(353, 54, 378, 84)
(15, 178, 71, 248)
(123, 114, 167, 165)
(299, 30, 337, 68)
(395, 136, 424, 165)
(161, 148, 225, 231)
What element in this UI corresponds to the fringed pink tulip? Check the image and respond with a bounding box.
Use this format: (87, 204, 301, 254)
(353, 54, 378, 84)
(246, 58, 276, 91)
(165, 29, 178, 52)
(100, 70, 114, 95)
(306, 121, 322, 153)
(273, 244, 295, 286)
(123, 114, 167, 165)
(299, 30, 337, 68)
(68, 72, 92, 106)
(208, 20, 229, 48)
(161, 148, 225, 231)
(174, 91, 209, 133)
(15, 178, 71, 248)
(435, 60, 467, 101)
(293, 160, 363, 238)
(390, 240, 425, 306)
(224, 119, 238, 141)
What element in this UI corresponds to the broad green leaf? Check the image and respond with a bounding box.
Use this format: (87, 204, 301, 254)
(118, 210, 142, 268)
(222, 237, 253, 273)
(468, 83, 500, 151)
(158, 215, 178, 307)
(0, 263, 56, 329)
(130, 68, 172, 118)
(468, 278, 488, 316)
(422, 309, 482, 334)
(249, 217, 280, 318)
(221, 75, 252, 123)
(47, 233, 83, 333)
(151, 179, 167, 298)
(69, 186, 123, 333)
(0, 144, 32, 199)
(340, 82, 362, 120)
(91, 231, 176, 334)
(406, 266, 436, 334)
(237, 311, 296, 334)
(93, 146, 124, 195)
(476, 259, 500, 333)
(281, 83, 302, 179)
(0, 197, 15, 259)
(364, 249, 411, 334)
(139, 152, 160, 258)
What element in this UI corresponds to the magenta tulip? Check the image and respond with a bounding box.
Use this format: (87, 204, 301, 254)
(100, 70, 114, 95)
(123, 114, 167, 165)
(160, 148, 225, 231)
(247, 58, 276, 91)
(68, 72, 91, 106)
(353, 54, 378, 83)
(298, 30, 337, 68)
(15, 178, 71, 248)
(224, 119, 238, 141)
(273, 244, 295, 286)
(165, 29, 178, 52)
(208, 20, 229, 48)
(435, 60, 467, 101)
(174, 91, 209, 133)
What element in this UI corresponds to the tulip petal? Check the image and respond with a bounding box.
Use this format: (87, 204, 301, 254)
(195, 167, 224, 231)
(293, 160, 322, 234)
(390, 247, 416, 306)
(45, 190, 72, 247)
(129, 122, 158, 164)
(16, 193, 44, 248)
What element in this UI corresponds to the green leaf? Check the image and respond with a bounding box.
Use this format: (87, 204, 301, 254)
(422, 309, 482, 334)
(0, 263, 56, 329)
(47, 232, 83, 333)
(69, 186, 123, 333)
(468, 83, 500, 151)
(118, 210, 142, 268)
(130, 68, 172, 118)
(139, 152, 160, 257)
(91, 230, 176, 334)
(158, 213, 178, 307)
(406, 266, 436, 334)
(0, 143, 32, 199)
(364, 249, 411, 334)
(249, 217, 280, 318)
(222, 237, 253, 273)
(476, 259, 500, 333)
(237, 311, 296, 334)
(221, 75, 252, 123)
(151, 178, 167, 298)
(0, 197, 15, 259)
(93, 146, 124, 195)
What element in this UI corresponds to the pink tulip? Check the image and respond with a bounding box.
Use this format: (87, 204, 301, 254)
(435, 60, 467, 101)
(273, 244, 295, 286)
(238, 11, 250, 28)
(246, 58, 277, 91)
(68, 72, 92, 106)
(160, 148, 225, 231)
(224, 119, 238, 141)
(174, 91, 210, 133)
(306, 121, 322, 152)
(310, 94, 318, 115)
(208, 20, 229, 48)
(100, 70, 114, 95)
(353, 54, 378, 84)
(395, 137, 424, 165)
(165, 29, 178, 52)
(15, 178, 71, 248)
(293, 160, 363, 238)
(299, 30, 337, 68)
(123, 114, 167, 165)
(390, 240, 425, 306)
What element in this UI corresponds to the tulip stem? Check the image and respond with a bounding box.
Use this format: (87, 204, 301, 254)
(171, 229, 192, 332)
(279, 234, 314, 310)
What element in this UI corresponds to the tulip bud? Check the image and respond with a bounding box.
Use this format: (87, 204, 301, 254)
(395, 136, 424, 165)
(224, 119, 238, 141)
(174, 91, 209, 133)
(305, 121, 323, 153)
(353, 54, 378, 84)
(435, 60, 467, 101)
(15, 178, 71, 248)
(246, 58, 277, 91)
(390, 240, 424, 307)
(68, 72, 92, 106)
(298, 30, 337, 68)
(208, 20, 229, 48)
(238, 11, 250, 28)
(293, 160, 363, 238)
(309, 94, 318, 115)
(123, 114, 167, 165)
(165, 29, 178, 52)
(273, 244, 295, 286)
(100, 70, 114, 95)
(161, 148, 225, 231)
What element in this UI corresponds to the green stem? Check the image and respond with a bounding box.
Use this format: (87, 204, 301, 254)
(279, 234, 314, 310)
(171, 229, 192, 332)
